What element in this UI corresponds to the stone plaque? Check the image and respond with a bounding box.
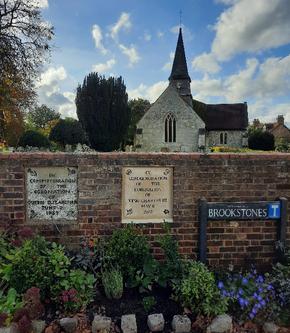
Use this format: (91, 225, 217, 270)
(122, 167, 173, 223)
(26, 167, 78, 221)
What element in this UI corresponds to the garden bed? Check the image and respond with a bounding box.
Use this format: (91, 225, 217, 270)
(1, 224, 290, 333)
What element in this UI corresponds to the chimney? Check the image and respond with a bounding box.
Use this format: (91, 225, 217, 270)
(277, 115, 284, 125)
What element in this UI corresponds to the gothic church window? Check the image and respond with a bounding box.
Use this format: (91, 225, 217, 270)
(165, 113, 176, 143)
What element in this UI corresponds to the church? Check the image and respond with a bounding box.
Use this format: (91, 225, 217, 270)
(134, 28, 248, 152)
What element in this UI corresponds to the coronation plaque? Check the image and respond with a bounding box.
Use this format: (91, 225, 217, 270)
(122, 167, 173, 223)
(26, 167, 78, 221)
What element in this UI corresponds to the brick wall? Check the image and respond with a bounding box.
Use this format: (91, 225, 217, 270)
(0, 152, 290, 268)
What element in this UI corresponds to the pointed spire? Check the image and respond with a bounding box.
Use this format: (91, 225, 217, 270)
(169, 28, 191, 82)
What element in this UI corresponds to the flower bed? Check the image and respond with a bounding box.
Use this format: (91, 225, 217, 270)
(0, 224, 290, 333)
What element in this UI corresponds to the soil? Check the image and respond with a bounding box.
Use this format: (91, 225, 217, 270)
(88, 285, 186, 333)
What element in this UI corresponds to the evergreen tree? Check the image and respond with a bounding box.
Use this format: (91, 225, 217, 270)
(75, 73, 130, 151)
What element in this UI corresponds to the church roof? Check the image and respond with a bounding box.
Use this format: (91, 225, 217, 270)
(193, 99, 248, 130)
(169, 28, 191, 82)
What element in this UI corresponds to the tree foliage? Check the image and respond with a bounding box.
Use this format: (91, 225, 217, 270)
(0, 0, 53, 82)
(126, 98, 150, 145)
(18, 130, 50, 148)
(0, 0, 53, 143)
(76, 73, 130, 151)
(27, 105, 60, 130)
(49, 118, 87, 147)
(248, 128, 275, 151)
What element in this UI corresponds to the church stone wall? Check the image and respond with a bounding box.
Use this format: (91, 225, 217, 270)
(206, 130, 245, 148)
(1, 152, 290, 268)
(135, 86, 205, 152)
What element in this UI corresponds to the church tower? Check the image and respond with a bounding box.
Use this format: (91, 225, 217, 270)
(169, 28, 192, 102)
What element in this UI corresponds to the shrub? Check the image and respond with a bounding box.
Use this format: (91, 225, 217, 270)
(173, 261, 228, 316)
(218, 268, 277, 322)
(248, 129, 275, 151)
(0, 236, 53, 294)
(18, 130, 50, 148)
(49, 118, 87, 147)
(105, 225, 152, 283)
(102, 268, 123, 299)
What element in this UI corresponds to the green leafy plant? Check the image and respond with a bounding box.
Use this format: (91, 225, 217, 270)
(0, 288, 23, 326)
(46, 242, 71, 279)
(131, 256, 159, 292)
(266, 260, 290, 325)
(173, 261, 228, 316)
(157, 223, 183, 287)
(105, 225, 151, 283)
(102, 268, 123, 299)
(51, 269, 96, 313)
(142, 296, 156, 313)
(0, 236, 53, 294)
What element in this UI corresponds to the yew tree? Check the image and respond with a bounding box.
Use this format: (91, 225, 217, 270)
(76, 73, 130, 151)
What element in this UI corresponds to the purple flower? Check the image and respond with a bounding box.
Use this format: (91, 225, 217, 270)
(218, 281, 224, 289)
(249, 313, 255, 320)
(242, 277, 248, 285)
(238, 297, 245, 307)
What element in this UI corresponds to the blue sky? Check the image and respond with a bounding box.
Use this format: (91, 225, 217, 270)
(36, 0, 290, 125)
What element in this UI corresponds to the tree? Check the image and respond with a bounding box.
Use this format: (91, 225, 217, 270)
(76, 73, 130, 151)
(49, 118, 87, 147)
(0, 0, 53, 82)
(126, 98, 150, 145)
(0, 0, 53, 142)
(0, 72, 33, 145)
(18, 130, 50, 148)
(248, 128, 275, 151)
(27, 105, 60, 130)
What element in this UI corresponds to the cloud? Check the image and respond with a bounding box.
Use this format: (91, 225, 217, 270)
(36, 66, 77, 118)
(37, 66, 67, 96)
(119, 44, 140, 66)
(31, 0, 49, 8)
(190, 54, 290, 103)
(162, 52, 174, 71)
(91, 24, 107, 54)
(212, 0, 290, 61)
(157, 31, 164, 38)
(191, 52, 221, 74)
(128, 81, 168, 102)
(191, 75, 223, 102)
(144, 32, 151, 42)
(170, 24, 193, 41)
(224, 55, 290, 101)
(92, 59, 116, 73)
(110, 12, 132, 41)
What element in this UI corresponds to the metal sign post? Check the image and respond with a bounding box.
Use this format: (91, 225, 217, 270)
(198, 197, 288, 263)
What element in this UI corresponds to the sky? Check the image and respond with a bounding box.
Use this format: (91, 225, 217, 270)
(36, 0, 290, 125)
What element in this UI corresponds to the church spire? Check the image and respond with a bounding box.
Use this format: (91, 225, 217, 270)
(169, 28, 191, 82)
(169, 28, 191, 99)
